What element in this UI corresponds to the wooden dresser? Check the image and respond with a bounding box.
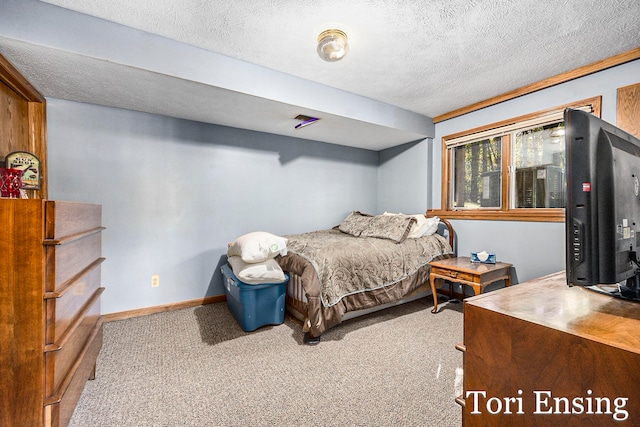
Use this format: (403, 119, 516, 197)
(1, 199, 105, 427)
(457, 271, 640, 426)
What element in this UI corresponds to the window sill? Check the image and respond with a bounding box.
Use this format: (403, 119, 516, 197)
(427, 208, 565, 223)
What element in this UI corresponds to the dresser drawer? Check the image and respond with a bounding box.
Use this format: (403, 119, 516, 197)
(44, 292, 102, 398)
(44, 321, 103, 427)
(45, 232, 102, 292)
(45, 263, 103, 344)
(431, 266, 475, 282)
(45, 201, 102, 239)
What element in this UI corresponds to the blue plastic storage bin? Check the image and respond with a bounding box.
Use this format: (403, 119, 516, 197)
(221, 263, 288, 332)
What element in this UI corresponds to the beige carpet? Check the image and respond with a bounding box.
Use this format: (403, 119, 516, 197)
(69, 297, 464, 426)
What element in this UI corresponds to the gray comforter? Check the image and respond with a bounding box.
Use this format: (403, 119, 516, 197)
(276, 228, 453, 336)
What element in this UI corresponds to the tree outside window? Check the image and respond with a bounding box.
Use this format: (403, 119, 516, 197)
(452, 137, 501, 209)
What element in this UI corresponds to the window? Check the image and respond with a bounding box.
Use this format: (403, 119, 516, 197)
(452, 136, 502, 209)
(513, 123, 566, 209)
(435, 97, 601, 222)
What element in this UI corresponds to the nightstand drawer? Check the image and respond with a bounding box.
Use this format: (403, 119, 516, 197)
(431, 266, 474, 282)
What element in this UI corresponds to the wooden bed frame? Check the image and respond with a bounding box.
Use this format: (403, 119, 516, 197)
(284, 218, 455, 330)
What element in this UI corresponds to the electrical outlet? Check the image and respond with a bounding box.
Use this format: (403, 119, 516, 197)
(151, 274, 160, 287)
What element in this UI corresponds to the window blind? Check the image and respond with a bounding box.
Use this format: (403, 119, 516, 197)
(444, 105, 593, 149)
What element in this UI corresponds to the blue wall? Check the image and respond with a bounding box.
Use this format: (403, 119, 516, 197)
(377, 140, 430, 214)
(47, 99, 379, 314)
(47, 59, 639, 313)
(377, 59, 640, 286)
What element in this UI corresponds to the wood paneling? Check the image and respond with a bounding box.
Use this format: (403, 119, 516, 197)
(617, 82, 640, 138)
(0, 52, 47, 198)
(0, 82, 29, 154)
(0, 200, 46, 427)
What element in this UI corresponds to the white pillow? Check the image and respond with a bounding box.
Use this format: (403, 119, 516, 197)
(383, 212, 439, 238)
(421, 216, 440, 236)
(406, 215, 428, 238)
(228, 256, 287, 285)
(227, 231, 288, 264)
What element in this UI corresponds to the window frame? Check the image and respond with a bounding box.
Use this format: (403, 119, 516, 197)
(430, 96, 602, 222)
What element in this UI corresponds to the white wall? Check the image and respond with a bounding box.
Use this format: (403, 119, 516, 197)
(47, 99, 379, 314)
(378, 59, 640, 285)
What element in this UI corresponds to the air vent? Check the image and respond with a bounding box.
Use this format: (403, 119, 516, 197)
(294, 114, 319, 129)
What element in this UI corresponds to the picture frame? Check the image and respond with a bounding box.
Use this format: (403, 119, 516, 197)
(5, 151, 41, 190)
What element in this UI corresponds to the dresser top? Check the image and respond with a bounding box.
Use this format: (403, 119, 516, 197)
(466, 271, 640, 354)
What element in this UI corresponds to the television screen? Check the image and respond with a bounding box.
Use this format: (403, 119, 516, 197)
(565, 108, 640, 302)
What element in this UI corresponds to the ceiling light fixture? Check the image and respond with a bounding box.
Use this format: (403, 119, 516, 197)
(317, 29, 349, 62)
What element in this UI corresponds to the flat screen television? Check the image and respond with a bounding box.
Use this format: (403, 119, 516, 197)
(565, 108, 640, 302)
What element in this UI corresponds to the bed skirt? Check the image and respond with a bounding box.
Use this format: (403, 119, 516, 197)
(285, 272, 436, 332)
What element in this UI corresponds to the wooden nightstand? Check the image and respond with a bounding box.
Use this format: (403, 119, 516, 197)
(429, 256, 512, 313)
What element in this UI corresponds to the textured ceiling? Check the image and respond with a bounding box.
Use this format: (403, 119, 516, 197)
(2, 0, 639, 150)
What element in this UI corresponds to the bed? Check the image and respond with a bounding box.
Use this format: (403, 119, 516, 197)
(275, 211, 455, 344)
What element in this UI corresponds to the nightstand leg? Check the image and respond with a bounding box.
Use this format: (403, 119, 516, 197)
(430, 276, 440, 313)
